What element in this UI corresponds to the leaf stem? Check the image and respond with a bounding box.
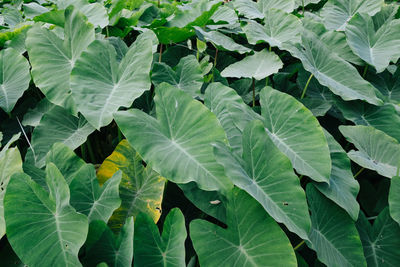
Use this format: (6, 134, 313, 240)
(294, 240, 305, 251)
(362, 65, 368, 78)
(159, 44, 163, 63)
(354, 167, 365, 178)
(86, 137, 96, 163)
(212, 47, 218, 82)
(300, 73, 313, 99)
(252, 78, 255, 107)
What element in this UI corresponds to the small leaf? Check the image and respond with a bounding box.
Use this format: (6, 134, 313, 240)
(221, 49, 283, 80)
(134, 208, 186, 266)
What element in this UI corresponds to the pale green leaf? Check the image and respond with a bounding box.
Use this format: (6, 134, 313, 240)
(389, 176, 400, 225)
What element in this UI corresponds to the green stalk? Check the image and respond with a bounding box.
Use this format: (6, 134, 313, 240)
(362, 65, 368, 78)
(294, 240, 305, 251)
(212, 47, 218, 82)
(252, 78, 256, 107)
(81, 144, 88, 162)
(354, 167, 365, 178)
(300, 73, 313, 99)
(86, 137, 96, 163)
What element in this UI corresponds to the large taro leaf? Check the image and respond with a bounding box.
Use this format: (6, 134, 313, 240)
(134, 208, 186, 267)
(345, 6, 400, 73)
(190, 188, 297, 267)
(257, 0, 295, 13)
(26, 7, 94, 113)
(289, 30, 383, 106)
(194, 27, 251, 54)
(114, 83, 233, 192)
(232, 0, 263, 19)
(320, 0, 383, 31)
(0, 48, 30, 113)
(204, 82, 261, 155)
(357, 208, 400, 266)
(369, 68, 400, 108)
(53, 0, 109, 28)
(243, 8, 301, 49)
(29, 105, 95, 168)
(97, 140, 166, 231)
(314, 130, 360, 220)
(151, 55, 203, 97)
(0, 137, 22, 239)
(214, 120, 310, 239)
(4, 163, 88, 267)
(336, 100, 400, 143)
(22, 98, 55, 127)
(83, 218, 134, 267)
(71, 31, 155, 129)
(221, 49, 283, 80)
(339, 125, 400, 178)
(233, 0, 295, 18)
(306, 184, 366, 267)
(260, 87, 331, 183)
(389, 176, 400, 225)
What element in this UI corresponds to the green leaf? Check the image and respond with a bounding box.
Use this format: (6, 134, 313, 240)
(71, 31, 155, 129)
(290, 30, 383, 105)
(134, 208, 186, 266)
(357, 208, 400, 266)
(260, 87, 331, 183)
(29, 105, 95, 168)
(26, 7, 95, 112)
(70, 166, 122, 224)
(0, 48, 30, 113)
(0, 144, 22, 239)
(214, 120, 311, 239)
(190, 188, 297, 267)
(232, 0, 263, 19)
(114, 83, 232, 192)
(97, 140, 165, 231)
(243, 9, 301, 49)
(221, 49, 283, 80)
(258, 0, 295, 13)
(194, 27, 251, 54)
(321, 0, 383, 30)
(389, 176, 400, 225)
(22, 98, 55, 127)
(314, 130, 360, 220)
(369, 67, 400, 108)
(4, 163, 88, 266)
(152, 55, 203, 97)
(339, 125, 400, 178)
(55, 0, 109, 28)
(83, 218, 134, 267)
(306, 184, 366, 267)
(204, 82, 261, 155)
(345, 7, 400, 73)
(336, 100, 400, 143)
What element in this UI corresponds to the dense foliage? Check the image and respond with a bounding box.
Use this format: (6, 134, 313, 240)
(1, 0, 400, 266)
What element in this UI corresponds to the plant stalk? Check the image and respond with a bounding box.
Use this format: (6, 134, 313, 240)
(300, 73, 314, 99)
(354, 167, 365, 178)
(294, 240, 305, 251)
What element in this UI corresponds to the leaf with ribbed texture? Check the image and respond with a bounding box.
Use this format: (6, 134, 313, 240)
(389, 176, 400, 225)
(260, 87, 331, 183)
(321, 0, 383, 30)
(221, 50, 283, 80)
(306, 184, 366, 267)
(190, 188, 297, 267)
(339, 125, 400, 178)
(97, 140, 165, 231)
(0, 48, 30, 113)
(345, 6, 400, 73)
(26, 7, 94, 113)
(314, 130, 360, 220)
(134, 208, 186, 267)
(233, 0, 295, 17)
(194, 27, 251, 54)
(0, 143, 22, 239)
(22, 98, 55, 127)
(214, 120, 311, 239)
(29, 105, 95, 168)
(151, 55, 203, 96)
(243, 9, 301, 49)
(336, 100, 400, 143)
(289, 30, 383, 105)
(258, 0, 295, 13)
(71, 31, 155, 129)
(83, 218, 134, 267)
(4, 163, 88, 267)
(114, 83, 232, 192)
(204, 82, 261, 155)
(357, 208, 400, 266)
